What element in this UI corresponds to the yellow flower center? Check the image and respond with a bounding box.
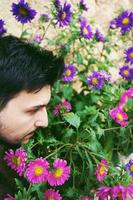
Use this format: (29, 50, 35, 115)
(19, 7, 28, 16)
(130, 164, 133, 172)
(92, 78, 98, 85)
(123, 70, 129, 76)
(12, 156, 21, 166)
(34, 166, 44, 176)
(130, 52, 133, 59)
(61, 12, 66, 20)
(53, 168, 63, 178)
(48, 198, 54, 200)
(116, 113, 123, 121)
(65, 69, 71, 76)
(122, 17, 130, 25)
(83, 27, 88, 35)
(99, 166, 106, 175)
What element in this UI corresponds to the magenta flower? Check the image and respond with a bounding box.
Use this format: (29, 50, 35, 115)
(47, 158, 71, 186)
(109, 106, 128, 126)
(62, 100, 72, 111)
(26, 157, 49, 184)
(127, 183, 133, 199)
(80, 17, 93, 40)
(4, 194, 15, 200)
(4, 147, 27, 176)
(95, 159, 108, 183)
(63, 64, 76, 82)
(53, 104, 62, 116)
(53, 100, 72, 116)
(81, 197, 91, 200)
(44, 189, 62, 200)
(96, 186, 111, 200)
(110, 185, 127, 200)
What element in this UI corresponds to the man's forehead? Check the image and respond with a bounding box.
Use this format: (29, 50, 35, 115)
(8, 85, 51, 109)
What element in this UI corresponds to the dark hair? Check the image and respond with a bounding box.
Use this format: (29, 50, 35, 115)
(0, 35, 64, 110)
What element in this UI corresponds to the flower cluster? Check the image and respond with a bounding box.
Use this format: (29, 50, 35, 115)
(109, 86, 133, 126)
(87, 70, 111, 90)
(53, 99, 72, 116)
(4, 148, 70, 199)
(95, 159, 133, 200)
(96, 184, 133, 200)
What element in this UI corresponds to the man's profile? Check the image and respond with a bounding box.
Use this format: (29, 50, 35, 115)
(0, 35, 64, 144)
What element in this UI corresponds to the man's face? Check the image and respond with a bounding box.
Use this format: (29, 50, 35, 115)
(0, 85, 51, 144)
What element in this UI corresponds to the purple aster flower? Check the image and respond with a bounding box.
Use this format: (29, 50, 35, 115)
(33, 34, 43, 44)
(99, 70, 111, 81)
(125, 46, 133, 65)
(63, 65, 76, 82)
(11, 0, 37, 24)
(56, 2, 71, 27)
(116, 10, 133, 34)
(125, 160, 133, 177)
(0, 19, 6, 36)
(54, 0, 61, 10)
(95, 29, 106, 42)
(87, 71, 105, 90)
(119, 65, 133, 80)
(80, 17, 93, 40)
(96, 186, 111, 200)
(4, 147, 27, 176)
(44, 188, 62, 200)
(39, 14, 50, 23)
(109, 19, 117, 29)
(79, 0, 89, 11)
(110, 185, 127, 200)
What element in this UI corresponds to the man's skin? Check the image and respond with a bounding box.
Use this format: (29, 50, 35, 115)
(0, 85, 51, 144)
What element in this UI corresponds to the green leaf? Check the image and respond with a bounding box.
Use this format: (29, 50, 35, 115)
(63, 112, 80, 129)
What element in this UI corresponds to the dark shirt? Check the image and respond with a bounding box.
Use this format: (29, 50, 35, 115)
(0, 142, 18, 199)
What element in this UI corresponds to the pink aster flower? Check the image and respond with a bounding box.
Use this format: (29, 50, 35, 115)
(96, 186, 111, 200)
(95, 159, 108, 183)
(109, 106, 128, 126)
(26, 157, 49, 184)
(81, 197, 91, 200)
(47, 158, 71, 186)
(110, 185, 127, 200)
(127, 183, 133, 199)
(44, 188, 62, 200)
(62, 100, 72, 111)
(4, 194, 16, 200)
(53, 100, 72, 116)
(53, 104, 61, 116)
(4, 147, 27, 176)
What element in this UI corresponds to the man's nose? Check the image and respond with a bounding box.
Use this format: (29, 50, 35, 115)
(34, 108, 48, 128)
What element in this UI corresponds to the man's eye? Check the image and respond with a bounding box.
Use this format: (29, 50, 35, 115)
(29, 109, 38, 114)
